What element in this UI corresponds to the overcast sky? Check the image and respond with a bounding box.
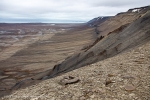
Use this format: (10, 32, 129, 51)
(0, 0, 150, 23)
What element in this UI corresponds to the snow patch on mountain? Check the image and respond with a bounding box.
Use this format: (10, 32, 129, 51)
(132, 9, 140, 12)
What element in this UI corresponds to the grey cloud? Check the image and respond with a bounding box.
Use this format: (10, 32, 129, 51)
(0, 0, 150, 23)
(90, 0, 150, 7)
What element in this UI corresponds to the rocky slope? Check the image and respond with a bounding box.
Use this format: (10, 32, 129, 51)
(0, 5, 150, 99)
(0, 23, 96, 97)
(46, 6, 150, 78)
(2, 35, 150, 100)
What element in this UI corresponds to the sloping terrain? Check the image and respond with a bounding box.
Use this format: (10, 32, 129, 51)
(96, 6, 150, 37)
(0, 24, 96, 97)
(46, 6, 150, 78)
(2, 34, 150, 100)
(0, 5, 150, 98)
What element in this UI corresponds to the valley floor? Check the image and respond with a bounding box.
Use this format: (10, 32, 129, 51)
(2, 40, 150, 100)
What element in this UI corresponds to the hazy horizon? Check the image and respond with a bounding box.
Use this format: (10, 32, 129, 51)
(0, 0, 150, 23)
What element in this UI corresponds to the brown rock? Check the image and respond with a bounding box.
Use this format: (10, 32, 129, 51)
(108, 74, 115, 77)
(59, 76, 80, 85)
(105, 78, 114, 86)
(79, 96, 86, 100)
(124, 84, 135, 91)
(122, 75, 135, 79)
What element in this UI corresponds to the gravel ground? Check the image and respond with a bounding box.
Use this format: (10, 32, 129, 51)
(1, 41, 150, 100)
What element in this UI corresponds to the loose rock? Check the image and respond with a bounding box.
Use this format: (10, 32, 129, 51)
(124, 84, 135, 91)
(59, 76, 80, 85)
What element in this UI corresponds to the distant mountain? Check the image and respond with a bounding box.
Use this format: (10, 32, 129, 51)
(87, 16, 110, 27)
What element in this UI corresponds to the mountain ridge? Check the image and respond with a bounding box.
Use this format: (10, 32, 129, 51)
(46, 6, 150, 78)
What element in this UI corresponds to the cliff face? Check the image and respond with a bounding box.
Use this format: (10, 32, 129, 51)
(48, 6, 150, 78)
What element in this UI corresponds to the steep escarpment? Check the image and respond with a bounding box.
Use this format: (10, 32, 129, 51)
(46, 6, 150, 78)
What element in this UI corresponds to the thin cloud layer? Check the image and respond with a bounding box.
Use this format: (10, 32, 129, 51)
(0, 0, 150, 23)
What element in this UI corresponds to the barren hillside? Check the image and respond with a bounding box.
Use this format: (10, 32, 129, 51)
(0, 23, 96, 97)
(0, 6, 150, 99)
(47, 6, 150, 78)
(2, 34, 150, 100)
